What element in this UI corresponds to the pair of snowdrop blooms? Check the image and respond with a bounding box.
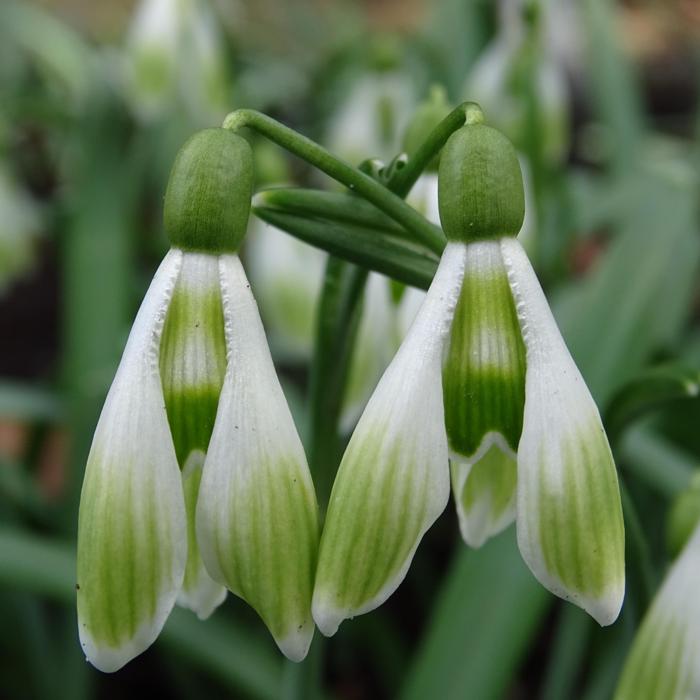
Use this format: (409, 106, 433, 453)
(77, 119, 625, 672)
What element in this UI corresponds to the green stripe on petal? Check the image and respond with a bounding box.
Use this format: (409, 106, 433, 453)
(443, 239, 526, 457)
(451, 434, 518, 548)
(501, 237, 625, 626)
(313, 242, 466, 637)
(177, 451, 227, 619)
(159, 251, 227, 466)
(77, 250, 187, 672)
(615, 527, 700, 699)
(196, 254, 319, 663)
(158, 251, 228, 619)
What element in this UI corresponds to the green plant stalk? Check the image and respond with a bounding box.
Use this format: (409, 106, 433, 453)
(255, 188, 407, 236)
(253, 207, 437, 290)
(389, 101, 484, 198)
(223, 109, 445, 254)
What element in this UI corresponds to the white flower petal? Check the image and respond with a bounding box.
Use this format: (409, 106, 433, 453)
(501, 237, 625, 626)
(196, 254, 319, 663)
(615, 526, 700, 699)
(312, 242, 466, 637)
(442, 240, 525, 548)
(159, 252, 228, 619)
(77, 249, 187, 672)
(450, 433, 517, 548)
(176, 451, 227, 619)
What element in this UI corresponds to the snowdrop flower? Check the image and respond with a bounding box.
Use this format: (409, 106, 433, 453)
(312, 118, 624, 637)
(123, 0, 229, 124)
(325, 69, 416, 166)
(77, 129, 319, 672)
(464, 0, 569, 164)
(615, 524, 700, 699)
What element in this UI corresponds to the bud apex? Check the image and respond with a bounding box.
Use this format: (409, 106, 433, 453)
(438, 124, 524, 242)
(164, 128, 253, 253)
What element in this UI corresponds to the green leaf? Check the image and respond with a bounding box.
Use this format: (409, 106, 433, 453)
(256, 188, 407, 236)
(0, 529, 283, 699)
(605, 365, 700, 442)
(554, 172, 700, 406)
(253, 207, 438, 290)
(401, 530, 551, 700)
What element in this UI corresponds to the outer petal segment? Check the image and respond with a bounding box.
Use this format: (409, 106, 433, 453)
(312, 242, 466, 637)
(196, 255, 319, 663)
(615, 527, 700, 699)
(501, 237, 624, 626)
(77, 250, 187, 672)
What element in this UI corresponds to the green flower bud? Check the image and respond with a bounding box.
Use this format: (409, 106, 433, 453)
(164, 128, 253, 254)
(402, 85, 452, 171)
(438, 124, 525, 242)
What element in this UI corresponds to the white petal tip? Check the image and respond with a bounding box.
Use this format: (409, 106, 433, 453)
(311, 598, 344, 638)
(585, 588, 625, 627)
(79, 629, 151, 674)
(275, 622, 315, 662)
(177, 586, 227, 621)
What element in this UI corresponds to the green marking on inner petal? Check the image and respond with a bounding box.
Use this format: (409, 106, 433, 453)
(159, 258, 227, 468)
(461, 443, 517, 518)
(537, 422, 625, 598)
(615, 614, 687, 699)
(182, 455, 205, 595)
(316, 428, 427, 610)
(77, 449, 173, 648)
(442, 244, 526, 458)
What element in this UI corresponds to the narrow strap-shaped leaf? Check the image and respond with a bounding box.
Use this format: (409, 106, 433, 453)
(253, 207, 438, 290)
(605, 365, 700, 442)
(256, 188, 407, 236)
(400, 531, 551, 700)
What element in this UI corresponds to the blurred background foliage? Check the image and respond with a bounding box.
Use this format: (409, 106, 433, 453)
(0, 0, 699, 698)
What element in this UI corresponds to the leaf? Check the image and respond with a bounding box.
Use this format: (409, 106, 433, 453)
(0, 529, 283, 700)
(253, 207, 438, 290)
(605, 365, 700, 442)
(401, 529, 551, 700)
(256, 188, 406, 236)
(554, 172, 700, 406)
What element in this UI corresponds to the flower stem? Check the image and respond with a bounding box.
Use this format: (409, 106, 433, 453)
(223, 109, 446, 255)
(388, 101, 484, 198)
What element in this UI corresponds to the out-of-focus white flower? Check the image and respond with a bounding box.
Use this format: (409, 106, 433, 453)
(464, 0, 569, 164)
(245, 217, 326, 361)
(0, 166, 40, 293)
(123, 0, 230, 124)
(325, 71, 416, 165)
(615, 524, 700, 699)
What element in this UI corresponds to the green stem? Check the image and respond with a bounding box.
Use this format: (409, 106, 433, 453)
(389, 101, 483, 198)
(223, 109, 445, 255)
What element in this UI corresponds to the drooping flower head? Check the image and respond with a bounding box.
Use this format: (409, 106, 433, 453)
(313, 113, 624, 636)
(77, 128, 319, 671)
